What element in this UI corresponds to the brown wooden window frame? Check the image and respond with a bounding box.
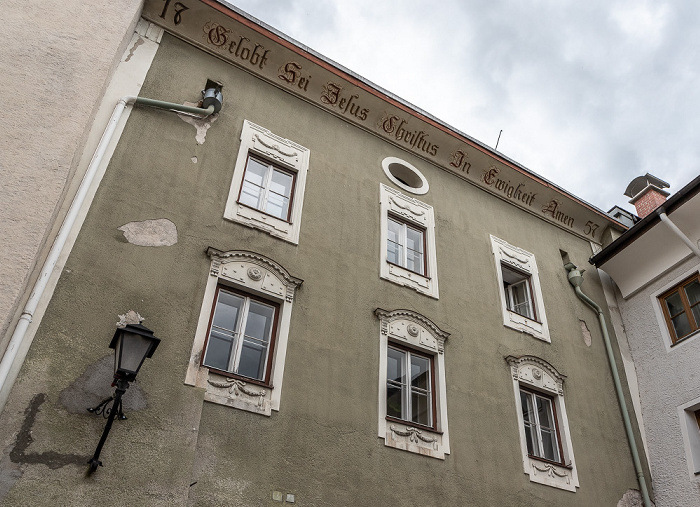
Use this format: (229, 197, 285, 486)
(200, 285, 280, 387)
(237, 153, 298, 223)
(385, 341, 438, 431)
(386, 213, 428, 277)
(519, 386, 566, 467)
(659, 273, 700, 345)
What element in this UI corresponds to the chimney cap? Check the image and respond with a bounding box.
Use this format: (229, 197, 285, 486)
(624, 173, 670, 199)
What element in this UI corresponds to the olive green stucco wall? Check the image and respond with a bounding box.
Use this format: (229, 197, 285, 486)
(0, 34, 645, 506)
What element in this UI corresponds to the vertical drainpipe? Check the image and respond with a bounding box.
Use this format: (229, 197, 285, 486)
(0, 89, 222, 411)
(563, 263, 652, 507)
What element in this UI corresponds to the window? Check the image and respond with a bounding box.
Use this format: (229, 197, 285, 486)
(520, 388, 562, 463)
(381, 156, 429, 195)
(387, 216, 426, 276)
(380, 184, 439, 299)
(506, 355, 578, 492)
(224, 120, 310, 244)
(659, 273, 700, 344)
(239, 155, 295, 221)
(386, 345, 435, 428)
(185, 249, 303, 416)
(503, 265, 535, 320)
(490, 235, 550, 342)
(202, 287, 279, 384)
(679, 397, 700, 477)
(375, 309, 450, 459)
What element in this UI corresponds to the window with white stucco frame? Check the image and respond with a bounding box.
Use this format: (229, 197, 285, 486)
(678, 397, 700, 477)
(380, 184, 439, 299)
(652, 268, 700, 353)
(223, 120, 310, 244)
(185, 248, 302, 416)
(375, 309, 450, 459)
(506, 355, 579, 492)
(490, 235, 550, 342)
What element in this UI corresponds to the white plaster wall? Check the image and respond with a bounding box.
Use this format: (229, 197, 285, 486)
(614, 255, 700, 507)
(0, 1, 143, 346)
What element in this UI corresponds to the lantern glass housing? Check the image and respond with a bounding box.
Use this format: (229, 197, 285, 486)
(109, 324, 160, 381)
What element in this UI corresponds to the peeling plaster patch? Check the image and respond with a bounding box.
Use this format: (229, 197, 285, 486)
(59, 355, 147, 414)
(124, 36, 144, 62)
(617, 489, 653, 507)
(580, 319, 592, 347)
(177, 101, 218, 144)
(118, 218, 177, 247)
(191, 156, 198, 164)
(9, 394, 85, 469)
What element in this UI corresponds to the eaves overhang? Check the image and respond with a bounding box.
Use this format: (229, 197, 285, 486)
(143, 0, 626, 243)
(590, 174, 700, 267)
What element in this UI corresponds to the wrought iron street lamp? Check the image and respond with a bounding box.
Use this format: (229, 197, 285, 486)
(87, 323, 160, 474)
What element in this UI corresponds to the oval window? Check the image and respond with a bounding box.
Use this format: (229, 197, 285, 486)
(381, 157, 429, 194)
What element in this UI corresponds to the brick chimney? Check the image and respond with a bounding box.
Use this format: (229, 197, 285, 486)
(624, 173, 670, 218)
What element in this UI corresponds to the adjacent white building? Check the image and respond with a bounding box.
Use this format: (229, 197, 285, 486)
(592, 174, 700, 507)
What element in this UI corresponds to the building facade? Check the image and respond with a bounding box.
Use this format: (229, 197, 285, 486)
(0, 1, 650, 505)
(593, 175, 700, 507)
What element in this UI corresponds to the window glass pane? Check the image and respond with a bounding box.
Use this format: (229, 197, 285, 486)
(672, 313, 692, 340)
(203, 329, 234, 371)
(239, 180, 263, 209)
(244, 158, 268, 187)
(685, 281, 700, 304)
(212, 291, 244, 331)
(692, 306, 700, 330)
(387, 240, 402, 266)
(387, 384, 403, 419)
(244, 301, 275, 343)
(509, 280, 533, 319)
(520, 391, 533, 422)
(536, 396, 555, 429)
(387, 218, 402, 243)
(237, 338, 267, 380)
(411, 391, 430, 426)
(265, 191, 290, 219)
(665, 291, 685, 317)
(523, 421, 536, 456)
(406, 249, 424, 275)
(410, 355, 429, 390)
(406, 227, 423, 254)
(541, 429, 559, 462)
(269, 169, 293, 198)
(387, 348, 405, 384)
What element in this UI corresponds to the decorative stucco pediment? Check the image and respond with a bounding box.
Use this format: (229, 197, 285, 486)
(505, 355, 566, 395)
(207, 248, 303, 302)
(375, 308, 449, 354)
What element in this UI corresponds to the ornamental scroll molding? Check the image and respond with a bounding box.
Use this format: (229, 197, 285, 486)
(492, 235, 534, 271)
(390, 425, 439, 450)
(207, 248, 303, 302)
(532, 462, 571, 482)
(388, 196, 425, 217)
(375, 308, 449, 353)
(253, 133, 298, 159)
(207, 378, 267, 408)
(505, 355, 566, 396)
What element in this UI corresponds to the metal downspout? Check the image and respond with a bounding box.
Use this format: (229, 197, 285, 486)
(564, 263, 652, 507)
(658, 210, 700, 260)
(0, 95, 216, 410)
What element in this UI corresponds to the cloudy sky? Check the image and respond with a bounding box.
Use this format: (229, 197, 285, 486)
(229, 0, 698, 213)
